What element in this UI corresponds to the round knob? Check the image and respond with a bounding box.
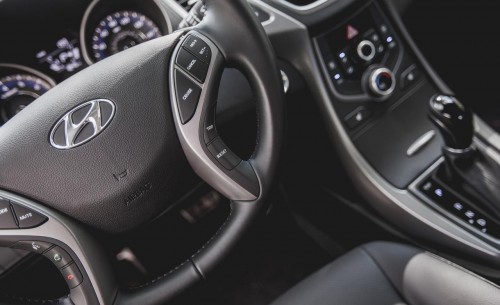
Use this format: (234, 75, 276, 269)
(357, 40, 376, 62)
(366, 67, 395, 97)
(428, 95, 474, 150)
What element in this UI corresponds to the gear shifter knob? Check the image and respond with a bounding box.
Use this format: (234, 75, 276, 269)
(428, 95, 474, 150)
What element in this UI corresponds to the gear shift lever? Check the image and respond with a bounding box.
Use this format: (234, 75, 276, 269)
(428, 94, 500, 219)
(428, 95, 474, 152)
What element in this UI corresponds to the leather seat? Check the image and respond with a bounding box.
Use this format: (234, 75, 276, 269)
(270, 242, 500, 305)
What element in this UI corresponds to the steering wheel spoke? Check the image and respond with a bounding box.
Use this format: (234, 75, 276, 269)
(0, 190, 116, 305)
(169, 31, 260, 201)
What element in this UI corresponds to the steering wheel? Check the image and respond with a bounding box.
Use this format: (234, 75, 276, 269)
(0, 0, 284, 304)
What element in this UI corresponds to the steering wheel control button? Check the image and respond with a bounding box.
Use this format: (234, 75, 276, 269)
(12, 240, 53, 254)
(345, 107, 372, 129)
(61, 263, 83, 289)
(0, 198, 17, 229)
(175, 71, 202, 124)
(367, 67, 395, 97)
(357, 40, 376, 62)
(183, 35, 212, 63)
(44, 246, 73, 269)
(204, 105, 218, 144)
(11, 203, 48, 229)
(207, 137, 242, 170)
(176, 48, 209, 83)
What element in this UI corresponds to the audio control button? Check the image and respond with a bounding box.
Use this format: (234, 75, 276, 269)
(0, 198, 17, 229)
(11, 203, 48, 229)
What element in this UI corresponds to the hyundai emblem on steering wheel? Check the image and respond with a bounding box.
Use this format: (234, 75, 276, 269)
(49, 99, 115, 149)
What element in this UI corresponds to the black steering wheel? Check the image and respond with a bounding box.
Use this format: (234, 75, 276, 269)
(0, 1, 284, 304)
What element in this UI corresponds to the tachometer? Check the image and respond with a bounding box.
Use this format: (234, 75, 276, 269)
(91, 11, 162, 61)
(0, 74, 53, 124)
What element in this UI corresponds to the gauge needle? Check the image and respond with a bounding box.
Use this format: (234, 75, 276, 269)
(1, 88, 19, 100)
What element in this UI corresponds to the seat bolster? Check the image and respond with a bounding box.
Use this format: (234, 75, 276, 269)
(364, 242, 500, 305)
(270, 244, 404, 305)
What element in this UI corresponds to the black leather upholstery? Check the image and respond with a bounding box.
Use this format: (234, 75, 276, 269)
(270, 242, 500, 305)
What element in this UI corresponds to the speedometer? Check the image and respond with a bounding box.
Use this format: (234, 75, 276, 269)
(0, 74, 53, 124)
(91, 11, 162, 61)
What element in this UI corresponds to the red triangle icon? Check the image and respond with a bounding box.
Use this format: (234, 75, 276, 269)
(346, 25, 359, 40)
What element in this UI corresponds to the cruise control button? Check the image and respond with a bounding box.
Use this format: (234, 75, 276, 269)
(183, 35, 212, 63)
(44, 246, 73, 269)
(175, 70, 201, 124)
(11, 203, 47, 229)
(176, 48, 209, 83)
(207, 137, 241, 170)
(12, 240, 53, 254)
(0, 198, 17, 229)
(61, 263, 83, 289)
(204, 105, 218, 144)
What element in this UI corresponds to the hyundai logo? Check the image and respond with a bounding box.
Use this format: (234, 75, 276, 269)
(50, 99, 115, 149)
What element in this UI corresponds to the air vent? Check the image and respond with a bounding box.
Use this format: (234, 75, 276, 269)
(175, 0, 199, 11)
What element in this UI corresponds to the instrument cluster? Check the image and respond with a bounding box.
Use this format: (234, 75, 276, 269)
(0, 0, 173, 126)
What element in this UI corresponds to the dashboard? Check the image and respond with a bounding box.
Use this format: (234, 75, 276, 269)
(0, 0, 174, 126)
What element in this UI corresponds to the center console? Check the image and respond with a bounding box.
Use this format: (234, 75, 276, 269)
(315, 2, 443, 189)
(304, 0, 500, 268)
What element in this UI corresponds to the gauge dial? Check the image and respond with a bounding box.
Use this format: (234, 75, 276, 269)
(0, 74, 53, 124)
(91, 11, 162, 61)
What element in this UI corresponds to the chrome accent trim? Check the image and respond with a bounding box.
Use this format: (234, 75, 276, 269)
(49, 99, 115, 150)
(356, 40, 376, 62)
(444, 146, 474, 155)
(407, 130, 436, 157)
(368, 67, 395, 97)
(281, 70, 290, 93)
(0, 63, 57, 87)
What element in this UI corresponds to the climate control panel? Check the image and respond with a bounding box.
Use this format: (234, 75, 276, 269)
(316, 3, 400, 99)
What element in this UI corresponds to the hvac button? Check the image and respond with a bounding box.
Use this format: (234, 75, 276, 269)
(176, 48, 209, 83)
(207, 137, 241, 170)
(11, 203, 47, 229)
(183, 35, 212, 63)
(400, 65, 420, 90)
(175, 70, 201, 124)
(61, 263, 83, 289)
(345, 107, 371, 129)
(0, 198, 17, 229)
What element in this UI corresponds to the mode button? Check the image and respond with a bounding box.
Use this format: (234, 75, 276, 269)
(0, 198, 18, 229)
